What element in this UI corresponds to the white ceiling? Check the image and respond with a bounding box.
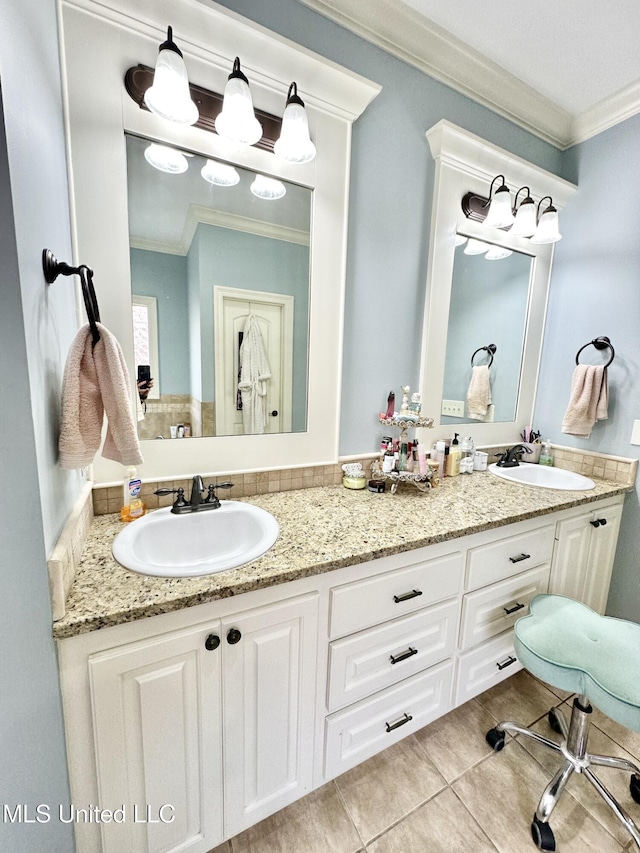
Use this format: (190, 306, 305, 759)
(296, 0, 640, 149)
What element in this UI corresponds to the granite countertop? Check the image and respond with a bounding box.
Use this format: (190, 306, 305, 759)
(53, 472, 630, 640)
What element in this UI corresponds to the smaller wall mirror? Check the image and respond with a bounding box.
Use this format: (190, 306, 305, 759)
(441, 237, 533, 424)
(126, 134, 312, 440)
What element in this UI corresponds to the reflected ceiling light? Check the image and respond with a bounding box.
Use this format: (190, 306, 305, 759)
(274, 83, 316, 164)
(144, 27, 199, 125)
(530, 196, 562, 244)
(484, 174, 515, 229)
(510, 186, 537, 238)
(485, 245, 513, 260)
(250, 175, 286, 200)
(201, 159, 240, 186)
(215, 57, 263, 146)
(455, 234, 468, 246)
(144, 142, 189, 173)
(464, 238, 490, 255)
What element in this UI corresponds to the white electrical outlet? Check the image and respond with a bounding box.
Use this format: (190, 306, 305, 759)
(441, 399, 465, 418)
(631, 420, 640, 445)
(484, 404, 495, 423)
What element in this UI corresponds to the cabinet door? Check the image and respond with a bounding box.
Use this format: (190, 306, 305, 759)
(89, 624, 223, 853)
(549, 511, 593, 601)
(221, 593, 319, 838)
(584, 501, 623, 613)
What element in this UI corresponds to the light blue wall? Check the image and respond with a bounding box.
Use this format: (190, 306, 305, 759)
(214, 0, 563, 454)
(534, 113, 640, 622)
(130, 249, 190, 394)
(0, 0, 76, 848)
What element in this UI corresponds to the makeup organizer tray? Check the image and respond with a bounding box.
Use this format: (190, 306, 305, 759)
(374, 415, 435, 493)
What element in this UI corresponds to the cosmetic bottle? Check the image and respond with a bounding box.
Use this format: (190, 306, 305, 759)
(446, 433, 461, 476)
(417, 443, 427, 475)
(399, 441, 408, 471)
(120, 465, 146, 522)
(539, 440, 554, 467)
(460, 436, 475, 474)
(435, 440, 446, 480)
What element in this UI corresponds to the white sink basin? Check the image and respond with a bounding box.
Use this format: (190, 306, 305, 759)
(112, 502, 279, 578)
(488, 463, 595, 491)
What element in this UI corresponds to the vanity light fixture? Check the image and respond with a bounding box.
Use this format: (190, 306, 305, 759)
(144, 142, 189, 173)
(510, 186, 537, 238)
(273, 83, 316, 164)
(530, 196, 562, 244)
(250, 174, 286, 200)
(483, 175, 515, 229)
(200, 159, 240, 186)
(454, 234, 468, 247)
(485, 245, 513, 260)
(215, 57, 263, 146)
(144, 27, 199, 125)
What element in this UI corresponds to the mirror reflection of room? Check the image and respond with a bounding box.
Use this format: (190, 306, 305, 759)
(441, 236, 532, 424)
(126, 134, 311, 440)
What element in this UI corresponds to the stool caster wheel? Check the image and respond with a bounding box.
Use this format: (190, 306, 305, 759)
(548, 708, 563, 735)
(531, 815, 556, 851)
(630, 773, 640, 804)
(486, 727, 506, 751)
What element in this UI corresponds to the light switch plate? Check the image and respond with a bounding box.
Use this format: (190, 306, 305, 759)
(484, 404, 495, 423)
(441, 399, 465, 418)
(630, 420, 640, 445)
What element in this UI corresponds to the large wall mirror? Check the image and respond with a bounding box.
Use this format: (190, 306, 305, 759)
(126, 134, 311, 440)
(419, 121, 576, 447)
(60, 0, 379, 485)
(441, 237, 533, 425)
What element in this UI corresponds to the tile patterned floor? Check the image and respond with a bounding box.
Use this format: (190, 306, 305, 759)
(211, 671, 640, 852)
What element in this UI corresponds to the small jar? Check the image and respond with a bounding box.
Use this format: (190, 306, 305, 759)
(343, 475, 367, 490)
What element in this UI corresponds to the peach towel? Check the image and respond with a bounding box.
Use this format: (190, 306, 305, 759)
(561, 364, 608, 438)
(59, 322, 143, 469)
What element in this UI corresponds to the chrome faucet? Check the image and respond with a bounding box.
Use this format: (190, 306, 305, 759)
(496, 444, 533, 468)
(154, 476, 235, 514)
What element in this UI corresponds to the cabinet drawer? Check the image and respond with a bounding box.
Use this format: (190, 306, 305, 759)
(327, 598, 458, 712)
(329, 551, 463, 639)
(459, 564, 550, 650)
(454, 631, 522, 706)
(466, 524, 554, 591)
(325, 661, 453, 779)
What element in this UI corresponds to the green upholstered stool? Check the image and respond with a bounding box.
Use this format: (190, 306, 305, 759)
(486, 594, 640, 851)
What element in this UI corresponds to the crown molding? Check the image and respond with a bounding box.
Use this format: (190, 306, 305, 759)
(296, 0, 638, 149)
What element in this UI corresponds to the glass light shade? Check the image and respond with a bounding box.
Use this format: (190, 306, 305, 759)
(510, 199, 537, 237)
(530, 208, 562, 244)
(250, 175, 286, 200)
(484, 185, 515, 229)
(144, 143, 188, 174)
(200, 160, 240, 186)
(454, 234, 468, 246)
(274, 85, 316, 164)
(485, 245, 513, 260)
(144, 44, 198, 125)
(215, 60, 262, 146)
(464, 238, 490, 255)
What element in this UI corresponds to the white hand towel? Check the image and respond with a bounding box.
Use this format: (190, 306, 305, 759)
(561, 364, 608, 438)
(59, 322, 144, 469)
(238, 314, 272, 435)
(466, 365, 492, 420)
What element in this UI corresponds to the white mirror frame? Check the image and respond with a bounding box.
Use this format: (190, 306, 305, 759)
(418, 121, 577, 447)
(59, 0, 380, 486)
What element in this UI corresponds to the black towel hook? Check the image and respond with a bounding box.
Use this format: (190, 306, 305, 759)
(471, 343, 497, 368)
(575, 336, 614, 368)
(43, 249, 101, 346)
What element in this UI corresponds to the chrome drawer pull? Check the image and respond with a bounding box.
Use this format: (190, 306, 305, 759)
(496, 655, 517, 671)
(509, 553, 531, 563)
(385, 712, 413, 733)
(393, 589, 423, 603)
(503, 601, 525, 616)
(390, 647, 418, 665)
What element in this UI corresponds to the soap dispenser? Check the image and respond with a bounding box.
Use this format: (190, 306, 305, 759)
(446, 433, 461, 476)
(539, 440, 554, 467)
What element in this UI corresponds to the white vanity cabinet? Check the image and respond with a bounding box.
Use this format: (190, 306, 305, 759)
(549, 497, 624, 613)
(64, 592, 319, 853)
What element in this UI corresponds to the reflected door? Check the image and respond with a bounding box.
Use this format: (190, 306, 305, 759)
(214, 287, 294, 436)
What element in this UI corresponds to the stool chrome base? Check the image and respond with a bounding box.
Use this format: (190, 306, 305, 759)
(486, 696, 640, 851)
